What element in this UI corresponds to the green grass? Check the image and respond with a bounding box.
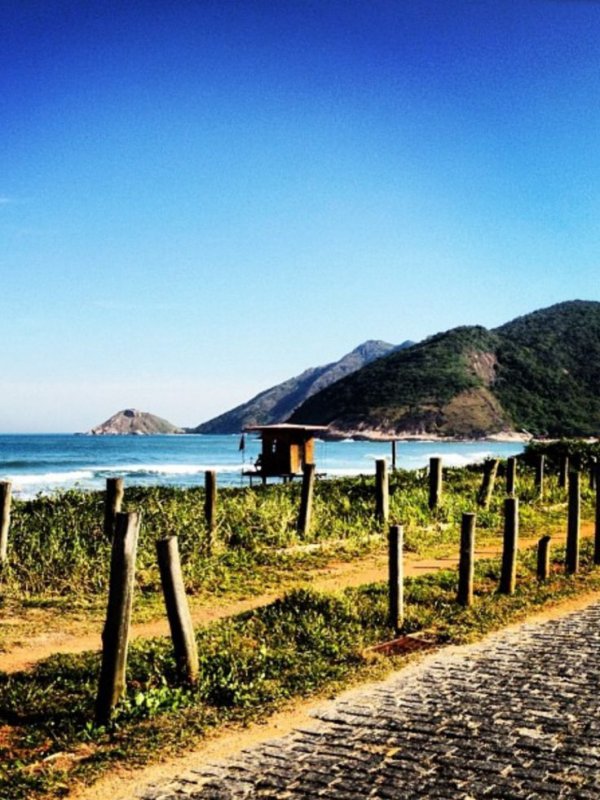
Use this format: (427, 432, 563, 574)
(1, 461, 594, 610)
(2, 535, 600, 799)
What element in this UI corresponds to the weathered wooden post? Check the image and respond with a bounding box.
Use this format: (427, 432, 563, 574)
(506, 457, 517, 496)
(297, 463, 316, 536)
(535, 454, 545, 497)
(457, 513, 476, 606)
(156, 536, 199, 685)
(204, 470, 217, 546)
(566, 471, 580, 575)
(0, 481, 12, 564)
(477, 459, 499, 509)
(500, 496, 519, 594)
(595, 461, 600, 566)
(429, 457, 442, 511)
(391, 440, 397, 471)
(388, 524, 404, 634)
(375, 459, 389, 523)
(559, 455, 569, 489)
(96, 511, 140, 725)
(103, 477, 124, 540)
(537, 535, 551, 581)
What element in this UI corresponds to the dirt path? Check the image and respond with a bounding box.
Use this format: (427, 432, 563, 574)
(1, 526, 582, 674)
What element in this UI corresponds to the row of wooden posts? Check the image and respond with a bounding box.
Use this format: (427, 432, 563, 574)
(387, 462, 600, 634)
(97, 455, 600, 723)
(2, 455, 599, 725)
(0, 454, 596, 566)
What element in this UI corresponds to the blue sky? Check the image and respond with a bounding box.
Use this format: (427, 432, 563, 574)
(2, 0, 600, 431)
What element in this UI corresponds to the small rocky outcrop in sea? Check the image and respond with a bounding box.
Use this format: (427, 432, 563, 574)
(88, 409, 183, 435)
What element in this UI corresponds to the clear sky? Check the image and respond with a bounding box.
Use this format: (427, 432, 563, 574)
(2, 0, 600, 432)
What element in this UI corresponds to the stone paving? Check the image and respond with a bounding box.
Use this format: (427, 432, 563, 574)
(141, 602, 600, 799)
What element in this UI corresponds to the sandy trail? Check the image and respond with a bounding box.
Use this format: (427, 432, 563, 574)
(0, 527, 580, 674)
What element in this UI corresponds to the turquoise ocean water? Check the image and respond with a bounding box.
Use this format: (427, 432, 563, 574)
(0, 434, 525, 499)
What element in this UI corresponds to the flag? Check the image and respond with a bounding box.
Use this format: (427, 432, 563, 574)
(238, 434, 246, 452)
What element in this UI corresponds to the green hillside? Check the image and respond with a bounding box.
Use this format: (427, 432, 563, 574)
(494, 301, 600, 436)
(290, 301, 600, 438)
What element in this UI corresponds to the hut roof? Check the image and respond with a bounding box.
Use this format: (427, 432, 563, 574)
(244, 423, 328, 435)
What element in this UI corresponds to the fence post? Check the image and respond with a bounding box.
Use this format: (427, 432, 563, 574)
(566, 471, 580, 575)
(429, 457, 442, 510)
(535, 455, 545, 497)
(156, 536, 199, 685)
(388, 524, 404, 634)
(297, 463, 316, 535)
(559, 455, 569, 489)
(104, 477, 124, 540)
(595, 461, 600, 566)
(500, 496, 519, 594)
(537, 535, 551, 581)
(506, 457, 516, 496)
(96, 511, 140, 725)
(375, 459, 389, 523)
(477, 459, 499, 509)
(0, 481, 12, 564)
(457, 513, 476, 606)
(204, 470, 217, 548)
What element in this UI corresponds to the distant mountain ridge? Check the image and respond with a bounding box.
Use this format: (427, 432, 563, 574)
(89, 409, 183, 435)
(191, 340, 413, 434)
(290, 301, 600, 439)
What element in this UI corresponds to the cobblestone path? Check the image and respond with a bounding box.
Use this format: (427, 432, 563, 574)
(141, 602, 600, 799)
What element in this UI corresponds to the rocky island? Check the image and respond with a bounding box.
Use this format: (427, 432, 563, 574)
(88, 409, 183, 435)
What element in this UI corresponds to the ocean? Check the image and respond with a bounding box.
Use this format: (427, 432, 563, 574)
(0, 434, 526, 499)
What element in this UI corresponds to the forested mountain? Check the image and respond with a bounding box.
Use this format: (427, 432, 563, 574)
(191, 340, 412, 434)
(290, 301, 600, 438)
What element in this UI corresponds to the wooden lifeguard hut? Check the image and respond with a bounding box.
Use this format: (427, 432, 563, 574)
(243, 423, 328, 483)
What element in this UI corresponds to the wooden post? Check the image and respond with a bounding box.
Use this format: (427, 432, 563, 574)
(156, 536, 199, 684)
(500, 496, 519, 594)
(96, 512, 140, 725)
(0, 481, 12, 564)
(391, 440, 397, 471)
(477, 459, 499, 509)
(297, 463, 316, 535)
(103, 477, 124, 540)
(204, 470, 217, 545)
(566, 471, 580, 575)
(429, 457, 442, 510)
(506, 457, 516, 496)
(589, 457, 597, 491)
(375, 459, 389, 523)
(559, 455, 569, 489)
(595, 462, 600, 566)
(457, 513, 476, 606)
(388, 525, 404, 634)
(535, 455, 545, 497)
(537, 535, 551, 581)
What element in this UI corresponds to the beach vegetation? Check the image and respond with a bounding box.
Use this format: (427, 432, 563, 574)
(0, 458, 595, 614)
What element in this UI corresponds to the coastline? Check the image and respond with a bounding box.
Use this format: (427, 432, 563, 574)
(324, 428, 533, 444)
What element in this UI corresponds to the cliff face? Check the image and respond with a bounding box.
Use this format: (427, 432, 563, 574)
(190, 340, 412, 434)
(89, 409, 183, 435)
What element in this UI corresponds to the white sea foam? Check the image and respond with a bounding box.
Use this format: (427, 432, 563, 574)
(11, 470, 96, 486)
(95, 463, 243, 476)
